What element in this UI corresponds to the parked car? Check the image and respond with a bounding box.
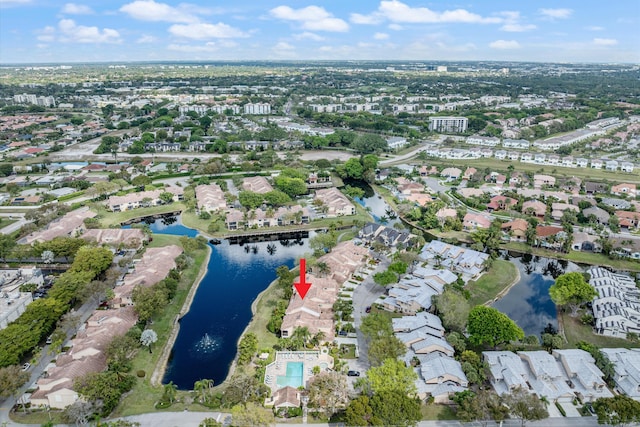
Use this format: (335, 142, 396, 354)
(347, 370, 360, 377)
(21, 363, 30, 371)
(365, 306, 372, 313)
(338, 330, 348, 336)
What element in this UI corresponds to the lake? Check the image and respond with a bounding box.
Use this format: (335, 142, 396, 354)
(134, 216, 312, 389)
(491, 253, 581, 337)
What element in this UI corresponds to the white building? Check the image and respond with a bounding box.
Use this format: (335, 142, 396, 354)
(244, 103, 271, 115)
(428, 116, 468, 133)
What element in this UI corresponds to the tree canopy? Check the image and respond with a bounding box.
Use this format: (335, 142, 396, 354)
(361, 358, 417, 397)
(549, 272, 597, 317)
(593, 395, 640, 427)
(467, 306, 524, 348)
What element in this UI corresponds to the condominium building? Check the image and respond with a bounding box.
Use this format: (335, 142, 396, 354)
(428, 116, 468, 133)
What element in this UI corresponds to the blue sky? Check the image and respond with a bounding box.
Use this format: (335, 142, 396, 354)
(0, 0, 638, 64)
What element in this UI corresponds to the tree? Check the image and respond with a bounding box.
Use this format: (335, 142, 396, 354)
(163, 381, 178, 404)
(41, 250, 55, 264)
(593, 395, 640, 426)
(362, 359, 417, 396)
(69, 246, 113, 277)
(467, 306, 524, 348)
(237, 333, 257, 365)
(549, 272, 597, 317)
(368, 335, 406, 367)
(309, 232, 338, 254)
(345, 394, 377, 426)
(0, 365, 30, 399)
(238, 191, 264, 209)
(194, 379, 214, 404)
(343, 158, 365, 179)
(0, 234, 16, 262)
(433, 289, 470, 332)
(132, 285, 168, 324)
(131, 175, 152, 187)
(360, 312, 394, 341)
(74, 371, 135, 416)
(199, 418, 222, 427)
(63, 400, 101, 426)
(351, 133, 387, 154)
(273, 176, 307, 197)
(503, 386, 549, 427)
(307, 371, 349, 418)
(140, 329, 158, 353)
(263, 190, 291, 207)
(541, 333, 563, 352)
(159, 191, 174, 204)
(455, 389, 508, 427)
(373, 271, 398, 286)
(230, 402, 274, 427)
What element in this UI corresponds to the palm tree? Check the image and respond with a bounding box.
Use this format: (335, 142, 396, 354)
(291, 326, 311, 350)
(163, 381, 178, 404)
(194, 379, 214, 404)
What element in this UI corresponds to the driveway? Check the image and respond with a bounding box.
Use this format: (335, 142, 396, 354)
(351, 252, 391, 370)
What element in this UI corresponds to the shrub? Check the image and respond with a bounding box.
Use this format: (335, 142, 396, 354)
(555, 401, 566, 417)
(136, 370, 146, 378)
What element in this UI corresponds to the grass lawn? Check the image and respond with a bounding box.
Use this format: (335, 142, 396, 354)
(421, 157, 640, 184)
(467, 259, 518, 307)
(147, 233, 184, 249)
(561, 312, 640, 349)
(111, 241, 210, 417)
(181, 210, 214, 235)
(243, 276, 290, 350)
(95, 202, 186, 227)
(502, 242, 640, 272)
(421, 403, 457, 420)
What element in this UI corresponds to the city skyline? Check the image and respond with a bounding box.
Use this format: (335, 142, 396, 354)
(0, 0, 639, 64)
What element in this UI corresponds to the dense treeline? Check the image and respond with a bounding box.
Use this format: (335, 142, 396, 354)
(0, 246, 113, 367)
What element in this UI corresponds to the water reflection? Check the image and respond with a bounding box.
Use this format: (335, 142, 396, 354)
(492, 253, 581, 336)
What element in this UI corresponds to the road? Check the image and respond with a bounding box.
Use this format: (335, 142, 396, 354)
(0, 213, 29, 235)
(349, 253, 391, 376)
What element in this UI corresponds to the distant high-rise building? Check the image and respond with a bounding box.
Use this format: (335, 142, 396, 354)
(243, 103, 271, 115)
(429, 116, 468, 133)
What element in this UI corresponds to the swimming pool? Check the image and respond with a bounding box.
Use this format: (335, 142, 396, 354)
(277, 362, 304, 388)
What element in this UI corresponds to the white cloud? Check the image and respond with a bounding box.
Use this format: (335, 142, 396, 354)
(350, 12, 382, 25)
(136, 34, 157, 43)
(593, 38, 618, 46)
(501, 23, 536, 32)
(36, 26, 56, 42)
(586, 26, 604, 31)
(373, 32, 389, 40)
(120, 0, 197, 23)
(489, 39, 521, 49)
(270, 5, 349, 32)
(168, 42, 219, 52)
(169, 22, 247, 40)
(388, 23, 403, 30)
(61, 3, 93, 15)
(0, 0, 32, 7)
(352, 0, 502, 25)
(539, 8, 573, 19)
(293, 32, 324, 41)
(56, 19, 121, 43)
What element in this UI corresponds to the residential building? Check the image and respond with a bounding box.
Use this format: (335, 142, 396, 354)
(428, 116, 468, 133)
(600, 348, 640, 401)
(611, 183, 637, 198)
(106, 187, 184, 212)
(195, 184, 227, 213)
(387, 136, 408, 150)
(81, 229, 146, 249)
(501, 219, 528, 242)
(415, 352, 468, 403)
(467, 136, 499, 146)
(314, 188, 355, 217)
(533, 174, 556, 189)
(21, 207, 96, 244)
(535, 226, 566, 249)
(552, 349, 613, 402)
(242, 176, 273, 194)
(419, 241, 488, 280)
(518, 351, 574, 402)
(522, 200, 547, 218)
(484, 351, 530, 395)
(462, 213, 491, 230)
(582, 206, 610, 225)
(589, 267, 640, 339)
(440, 167, 462, 180)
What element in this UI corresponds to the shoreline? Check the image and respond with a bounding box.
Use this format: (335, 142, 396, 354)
(151, 243, 212, 386)
(483, 263, 521, 306)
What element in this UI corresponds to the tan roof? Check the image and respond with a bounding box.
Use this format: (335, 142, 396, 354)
(82, 228, 146, 247)
(242, 176, 273, 194)
(273, 386, 301, 408)
(23, 207, 96, 244)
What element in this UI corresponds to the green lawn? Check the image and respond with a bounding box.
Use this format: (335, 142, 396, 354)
(561, 312, 640, 349)
(467, 259, 519, 306)
(111, 242, 210, 417)
(147, 233, 184, 249)
(421, 403, 457, 420)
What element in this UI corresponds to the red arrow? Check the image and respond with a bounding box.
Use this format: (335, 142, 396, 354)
(294, 258, 312, 300)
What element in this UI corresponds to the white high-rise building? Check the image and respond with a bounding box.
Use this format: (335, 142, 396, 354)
(243, 103, 271, 115)
(429, 116, 468, 133)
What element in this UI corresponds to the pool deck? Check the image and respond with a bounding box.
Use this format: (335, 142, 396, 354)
(264, 350, 334, 393)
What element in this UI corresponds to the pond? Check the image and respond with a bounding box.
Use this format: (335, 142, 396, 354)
(133, 216, 312, 389)
(491, 252, 582, 337)
(345, 179, 399, 227)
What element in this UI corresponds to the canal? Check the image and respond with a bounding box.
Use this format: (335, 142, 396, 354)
(134, 216, 312, 389)
(491, 252, 581, 337)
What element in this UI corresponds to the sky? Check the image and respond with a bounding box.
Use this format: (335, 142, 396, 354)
(0, 0, 639, 64)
